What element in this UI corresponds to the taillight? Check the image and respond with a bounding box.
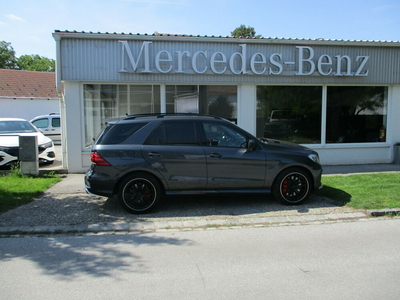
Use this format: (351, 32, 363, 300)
(90, 152, 111, 166)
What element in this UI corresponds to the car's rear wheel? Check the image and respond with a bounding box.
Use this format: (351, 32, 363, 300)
(118, 173, 161, 213)
(273, 168, 311, 205)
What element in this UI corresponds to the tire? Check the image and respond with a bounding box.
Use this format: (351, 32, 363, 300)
(273, 168, 312, 205)
(118, 173, 161, 213)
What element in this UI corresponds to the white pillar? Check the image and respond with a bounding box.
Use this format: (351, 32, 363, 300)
(237, 84, 257, 135)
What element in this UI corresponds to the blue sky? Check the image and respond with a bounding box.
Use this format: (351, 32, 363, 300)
(1, 0, 399, 59)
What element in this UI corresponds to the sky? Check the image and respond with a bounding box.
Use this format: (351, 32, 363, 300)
(1, 0, 399, 60)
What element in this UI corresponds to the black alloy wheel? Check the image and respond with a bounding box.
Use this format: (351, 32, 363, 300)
(273, 168, 311, 205)
(118, 173, 161, 213)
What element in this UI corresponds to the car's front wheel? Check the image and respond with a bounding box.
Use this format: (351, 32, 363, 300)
(118, 173, 161, 213)
(273, 168, 312, 205)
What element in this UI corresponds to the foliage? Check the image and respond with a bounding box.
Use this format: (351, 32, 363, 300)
(0, 40, 55, 72)
(0, 40, 18, 69)
(0, 167, 62, 213)
(327, 86, 385, 116)
(231, 25, 262, 38)
(257, 86, 322, 118)
(17, 54, 55, 72)
(317, 173, 400, 209)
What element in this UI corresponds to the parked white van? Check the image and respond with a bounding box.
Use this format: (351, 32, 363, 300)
(31, 113, 61, 144)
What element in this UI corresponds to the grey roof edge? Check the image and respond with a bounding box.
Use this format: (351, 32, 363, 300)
(52, 30, 400, 47)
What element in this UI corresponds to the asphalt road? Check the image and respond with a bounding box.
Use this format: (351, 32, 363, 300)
(1, 218, 399, 300)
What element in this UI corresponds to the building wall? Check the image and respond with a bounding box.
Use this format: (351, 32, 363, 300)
(57, 36, 400, 85)
(63, 82, 88, 172)
(54, 32, 400, 172)
(0, 97, 59, 121)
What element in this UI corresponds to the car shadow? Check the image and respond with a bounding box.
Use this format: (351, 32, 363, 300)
(152, 192, 348, 217)
(98, 189, 354, 221)
(0, 189, 353, 228)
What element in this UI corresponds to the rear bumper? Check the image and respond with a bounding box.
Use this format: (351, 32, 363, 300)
(84, 169, 115, 197)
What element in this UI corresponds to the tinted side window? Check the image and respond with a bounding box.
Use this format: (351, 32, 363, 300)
(202, 121, 247, 148)
(146, 121, 198, 145)
(32, 118, 48, 128)
(52, 118, 60, 127)
(99, 123, 146, 144)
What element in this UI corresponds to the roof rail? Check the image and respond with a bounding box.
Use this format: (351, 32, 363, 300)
(124, 113, 223, 120)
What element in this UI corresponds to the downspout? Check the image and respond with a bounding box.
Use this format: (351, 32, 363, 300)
(53, 33, 62, 95)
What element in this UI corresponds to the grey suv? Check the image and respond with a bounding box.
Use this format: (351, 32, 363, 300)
(85, 114, 322, 213)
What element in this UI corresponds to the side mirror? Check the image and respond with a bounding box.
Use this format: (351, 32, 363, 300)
(247, 139, 257, 152)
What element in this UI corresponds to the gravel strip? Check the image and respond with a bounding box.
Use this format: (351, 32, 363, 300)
(0, 186, 365, 228)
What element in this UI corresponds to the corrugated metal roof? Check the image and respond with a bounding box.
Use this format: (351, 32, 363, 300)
(0, 69, 59, 98)
(53, 30, 400, 46)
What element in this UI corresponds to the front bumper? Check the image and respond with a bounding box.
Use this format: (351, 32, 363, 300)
(0, 148, 56, 166)
(0, 151, 18, 166)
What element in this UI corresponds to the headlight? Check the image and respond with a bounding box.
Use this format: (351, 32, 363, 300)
(39, 141, 53, 149)
(308, 153, 320, 164)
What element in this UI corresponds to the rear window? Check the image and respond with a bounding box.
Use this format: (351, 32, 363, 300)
(97, 122, 146, 144)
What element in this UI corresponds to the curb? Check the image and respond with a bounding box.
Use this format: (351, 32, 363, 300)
(0, 212, 370, 236)
(367, 208, 400, 217)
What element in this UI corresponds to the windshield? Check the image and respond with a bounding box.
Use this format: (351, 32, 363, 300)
(0, 120, 37, 134)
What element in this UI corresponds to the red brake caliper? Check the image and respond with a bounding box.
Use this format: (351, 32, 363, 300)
(282, 179, 289, 194)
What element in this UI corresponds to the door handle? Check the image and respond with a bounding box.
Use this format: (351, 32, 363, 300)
(148, 152, 162, 158)
(209, 153, 222, 158)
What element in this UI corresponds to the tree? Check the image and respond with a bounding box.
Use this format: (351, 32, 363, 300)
(231, 25, 262, 38)
(17, 54, 55, 72)
(0, 40, 17, 69)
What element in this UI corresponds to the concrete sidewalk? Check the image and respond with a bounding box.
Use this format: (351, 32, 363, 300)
(1, 164, 399, 236)
(323, 163, 400, 175)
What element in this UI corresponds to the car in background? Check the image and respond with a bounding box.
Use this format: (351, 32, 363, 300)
(0, 118, 56, 168)
(85, 114, 322, 214)
(30, 113, 61, 144)
(264, 110, 298, 140)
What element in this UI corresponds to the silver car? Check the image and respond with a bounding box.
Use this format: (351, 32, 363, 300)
(85, 114, 322, 213)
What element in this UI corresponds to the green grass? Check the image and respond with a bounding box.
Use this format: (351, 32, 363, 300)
(1, 168, 399, 214)
(316, 173, 400, 209)
(0, 168, 62, 213)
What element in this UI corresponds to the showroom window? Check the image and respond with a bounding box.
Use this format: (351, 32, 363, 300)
(84, 84, 160, 147)
(166, 85, 237, 123)
(326, 86, 388, 143)
(257, 86, 322, 144)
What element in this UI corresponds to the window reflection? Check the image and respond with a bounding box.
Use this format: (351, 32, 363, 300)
(257, 86, 322, 144)
(326, 86, 387, 143)
(166, 85, 237, 123)
(84, 84, 160, 147)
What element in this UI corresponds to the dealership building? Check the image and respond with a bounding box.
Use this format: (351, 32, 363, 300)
(52, 30, 400, 173)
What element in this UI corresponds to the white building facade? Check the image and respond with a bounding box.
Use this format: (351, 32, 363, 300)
(53, 31, 400, 173)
